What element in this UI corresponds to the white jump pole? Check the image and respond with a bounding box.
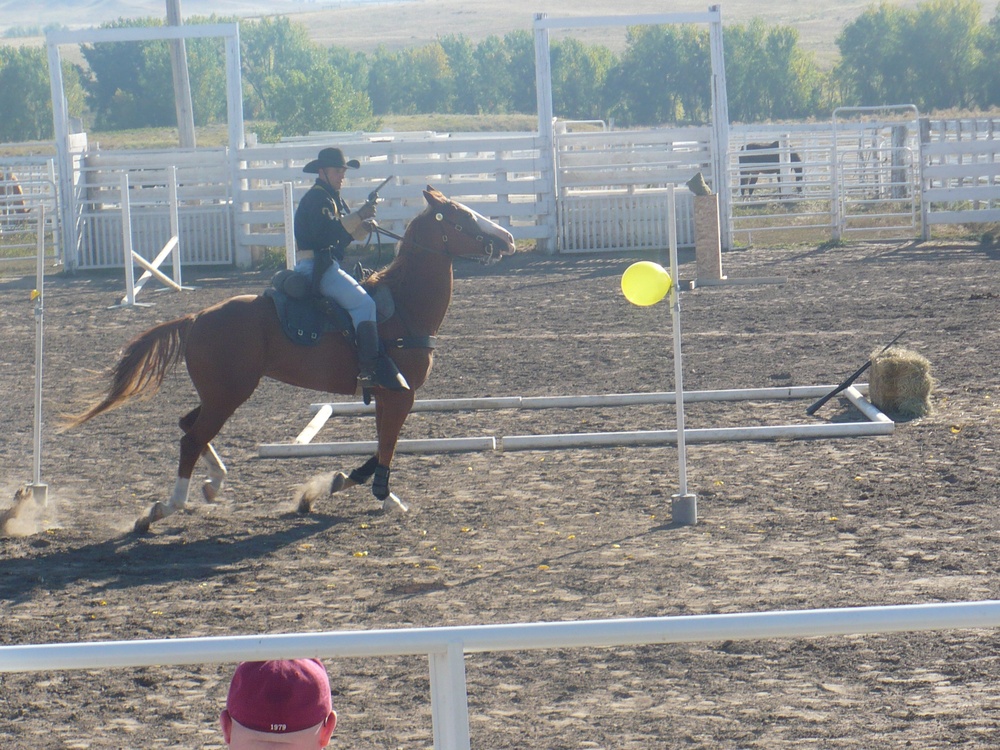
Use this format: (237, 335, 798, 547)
(307, 385, 875, 417)
(260, 436, 497, 458)
(168, 166, 182, 287)
(119, 173, 144, 307)
(667, 184, 697, 525)
(29, 205, 47, 507)
(284, 181, 296, 270)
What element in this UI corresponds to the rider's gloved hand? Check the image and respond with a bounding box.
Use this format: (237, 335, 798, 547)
(342, 203, 377, 240)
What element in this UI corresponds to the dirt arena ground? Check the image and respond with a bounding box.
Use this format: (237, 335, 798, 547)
(1, 238, 998, 749)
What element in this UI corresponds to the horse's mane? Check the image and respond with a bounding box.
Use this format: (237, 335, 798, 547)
(363, 203, 434, 292)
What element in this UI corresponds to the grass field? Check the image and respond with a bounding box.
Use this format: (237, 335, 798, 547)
(293, 0, 1000, 64)
(5, 0, 1000, 65)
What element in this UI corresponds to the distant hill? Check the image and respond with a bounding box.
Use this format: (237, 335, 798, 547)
(4, 0, 1000, 65)
(0, 0, 313, 33)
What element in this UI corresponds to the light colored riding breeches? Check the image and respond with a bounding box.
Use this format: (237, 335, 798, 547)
(295, 258, 376, 330)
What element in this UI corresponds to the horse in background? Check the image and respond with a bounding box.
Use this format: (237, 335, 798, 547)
(738, 141, 804, 197)
(64, 187, 515, 533)
(0, 171, 29, 228)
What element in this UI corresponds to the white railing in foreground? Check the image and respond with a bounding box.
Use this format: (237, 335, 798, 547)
(1, 601, 998, 749)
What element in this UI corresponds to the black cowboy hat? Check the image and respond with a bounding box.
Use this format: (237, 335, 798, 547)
(303, 147, 361, 173)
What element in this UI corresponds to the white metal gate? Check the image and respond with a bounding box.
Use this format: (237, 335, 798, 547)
(832, 106, 921, 241)
(554, 127, 710, 252)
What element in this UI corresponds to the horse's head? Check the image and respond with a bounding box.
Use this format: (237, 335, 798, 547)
(412, 186, 515, 264)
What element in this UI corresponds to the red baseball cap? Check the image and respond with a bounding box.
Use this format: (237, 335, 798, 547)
(226, 659, 332, 734)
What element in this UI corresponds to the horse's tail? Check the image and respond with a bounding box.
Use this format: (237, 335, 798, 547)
(63, 315, 195, 429)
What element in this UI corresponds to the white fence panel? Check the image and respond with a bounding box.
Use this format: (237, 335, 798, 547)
(920, 118, 1000, 231)
(0, 157, 59, 265)
(74, 148, 232, 269)
(555, 127, 710, 251)
(236, 134, 549, 260)
(1, 601, 998, 750)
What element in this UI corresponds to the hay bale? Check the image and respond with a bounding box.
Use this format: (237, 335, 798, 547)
(868, 346, 933, 418)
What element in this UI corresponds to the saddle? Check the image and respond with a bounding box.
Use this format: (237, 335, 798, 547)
(266, 268, 438, 351)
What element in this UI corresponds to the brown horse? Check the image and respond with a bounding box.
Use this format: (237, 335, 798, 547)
(66, 187, 515, 532)
(738, 141, 804, 197)
(1, 170, 28, 220)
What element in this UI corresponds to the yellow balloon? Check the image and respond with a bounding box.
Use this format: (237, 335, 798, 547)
(621, 261, 672, 306)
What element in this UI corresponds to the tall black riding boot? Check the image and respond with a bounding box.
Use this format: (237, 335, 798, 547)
(355, 320, 409, 391)
(355, 320, 380, 388)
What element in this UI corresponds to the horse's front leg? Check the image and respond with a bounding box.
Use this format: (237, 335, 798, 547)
(371, 389, 416, 513)
(295, 454, 378, 514)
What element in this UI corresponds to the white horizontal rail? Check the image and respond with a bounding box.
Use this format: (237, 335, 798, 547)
(500, 420, 892, 451)
(260, 436, 497, 458)
(309, 386, 853, 417)
(2, 601, 997, 672)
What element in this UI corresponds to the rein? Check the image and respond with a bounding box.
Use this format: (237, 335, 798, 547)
(369, 213, 502, 264)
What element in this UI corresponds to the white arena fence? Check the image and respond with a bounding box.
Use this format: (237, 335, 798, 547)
(27, 114, 1000, 270)
(1, 601, 998, 750)
(0, 156, 59, 266)
(74, 146, 233, 270)
(920, 116, 1000, 233)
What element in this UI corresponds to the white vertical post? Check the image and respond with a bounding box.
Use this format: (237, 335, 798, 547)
(169, 166, 182, 286)
(708, 5, 731, 251)
(121, 173, 137, 307)
(428, 641, 471, 750)
(46, 37, 77, 271)
(533, 14, 558, 254)
(668, 184, 697, 525)
(284, 181, 296, 269)
(225, 29, 250, 268)
(30, 205, 48, 507)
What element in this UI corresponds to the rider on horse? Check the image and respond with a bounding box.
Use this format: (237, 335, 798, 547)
(294, 147, 409, 391)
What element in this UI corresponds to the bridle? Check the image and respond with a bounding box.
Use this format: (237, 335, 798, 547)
(367, 207, 504, 265)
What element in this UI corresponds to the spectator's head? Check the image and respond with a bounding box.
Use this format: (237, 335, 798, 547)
(221, 659, 337, 749)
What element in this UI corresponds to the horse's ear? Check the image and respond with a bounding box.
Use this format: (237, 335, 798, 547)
(423, 186, 446, 205)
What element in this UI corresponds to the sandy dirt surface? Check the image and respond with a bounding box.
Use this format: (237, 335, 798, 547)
(1, 237, 999, 749)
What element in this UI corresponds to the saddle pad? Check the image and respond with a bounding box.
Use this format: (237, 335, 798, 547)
(263, 288, 351, 346)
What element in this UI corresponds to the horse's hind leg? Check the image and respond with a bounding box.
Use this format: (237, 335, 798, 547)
(138, 397, 248, 532)
(179, 407, 229, 502)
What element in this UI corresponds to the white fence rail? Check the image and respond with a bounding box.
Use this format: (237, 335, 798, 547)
(74, 148, 232, 269)
(236, 133, 549, 266)
(42, 115, 1000, 270)
(920, 117, 1000, 232)
(555, 127, 709, 251)
(1, 601, 998, 750)
(0, 157, 59, 265)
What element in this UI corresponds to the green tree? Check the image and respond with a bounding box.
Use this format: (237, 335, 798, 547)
(907, 0, 981, 110)
(366, 45, 407, 116)
(551, 38, 616, 120)
(608, 24, 711, 126)
(725, 19, 824, 122)
(473, 35, 515, 113)
(503, 30, 537, 114)
(439, 34, 478, 114)
(400, 43, 455, 113)
(0, 47, 85, 141)
(975, 7, 1000, 106)
(81, 18, 174, 129)
(239, 17, 373, 135)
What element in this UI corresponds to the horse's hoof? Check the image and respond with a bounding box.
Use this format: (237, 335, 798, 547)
(133, 506, 159, 534)
(382, 492, 409, 513)
(202, 480, 219, 502)
(330, 472, 349, 494)
(296, 495, 313, 515)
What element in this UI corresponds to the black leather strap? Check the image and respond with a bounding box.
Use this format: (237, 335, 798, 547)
(383, 335, 438, 350)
